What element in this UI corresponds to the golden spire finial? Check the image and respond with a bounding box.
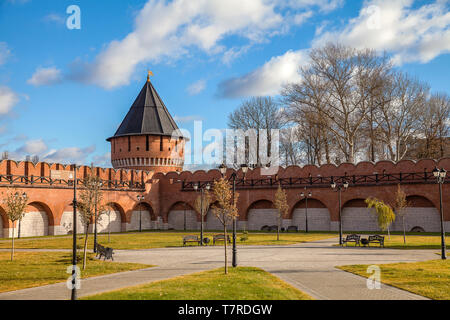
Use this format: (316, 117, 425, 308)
(147, 70, 154, 82)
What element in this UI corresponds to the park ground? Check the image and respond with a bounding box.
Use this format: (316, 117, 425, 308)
(0, 231, 448, 300)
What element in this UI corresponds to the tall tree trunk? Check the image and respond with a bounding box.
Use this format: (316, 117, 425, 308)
(256, 130, 260, 166)
(324, 137, 331, 164)
(83, 224, 90, 270)
(224, 224, 228, 275)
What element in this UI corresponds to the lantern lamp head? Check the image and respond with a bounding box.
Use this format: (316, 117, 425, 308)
(433, 167, 440, 178)
(219, 164, 227, 175)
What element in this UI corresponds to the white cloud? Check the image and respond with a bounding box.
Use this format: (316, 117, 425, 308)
(217, 0, 450, 98)
(8, 138, 97, 164)
(0, 42, 11, 66)
(222, 45, 251, 65)
(75, 0, 341, 89)
(276, 0, 344, 13)
(0, 86, 19, 115)
(16, 139, 48, 155)
(93, 152, 112, 167)
(43, 145, 96, 164)
(293, 11, 314, 25)
(186, 80, 206, 95)
(43, 13, 66, 25)
(313, 0, 450, 65)
(27, 67, 63, 86)
(217, 50, 307, 98)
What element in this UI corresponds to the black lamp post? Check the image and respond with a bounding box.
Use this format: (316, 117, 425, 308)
(71, 164, 78, 301)
(193, 182, 210, 246)
(433, 167, 447, 260)
(137, 195, 145, 232)
(300, 188, 312, 233)
(331, 180, 349, 245)
(93, 181, 102, 254)
(219, 163, 249, 268)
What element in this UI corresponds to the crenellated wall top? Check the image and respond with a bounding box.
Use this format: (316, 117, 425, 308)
(152, 158, 450, 181)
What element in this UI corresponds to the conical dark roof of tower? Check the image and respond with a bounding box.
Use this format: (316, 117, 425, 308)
(107, 79, 182, 141)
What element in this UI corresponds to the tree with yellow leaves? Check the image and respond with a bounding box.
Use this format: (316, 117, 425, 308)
(77, 166, 105, 270)
(391, 184, 409, 244)
(365, 197, 396, 237)
(274, 184, 289, 241)
(194, 190, 212, 223)
(212, 177, 239, 274)
(2, 188, 28, 261)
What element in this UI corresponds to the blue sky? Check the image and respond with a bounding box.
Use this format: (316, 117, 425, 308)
(0, 0, 449, 167)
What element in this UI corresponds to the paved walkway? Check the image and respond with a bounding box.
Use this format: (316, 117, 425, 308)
(0, 238, 438, 300)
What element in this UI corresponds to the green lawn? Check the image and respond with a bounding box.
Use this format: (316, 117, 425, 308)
(339, 234, 449, 249)
(83, 266, 313, 300)
(0, 231, 336, 250)
(338, 259, 450, 300)
(0, 251, 152, 293)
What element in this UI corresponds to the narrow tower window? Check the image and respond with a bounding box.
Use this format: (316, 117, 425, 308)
(146, 135, 149, 151)
(128, 136, 131, 152)
(160, 136, 163, 151)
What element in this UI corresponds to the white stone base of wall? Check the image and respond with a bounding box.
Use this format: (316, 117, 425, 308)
(445, 221, 450, 232)
(168, 210, 197, 230)
(330, 221, 339, 232)
(248, 209, 278, 231)
(282, 219, 292, 229)
(4, 228, 14, 238)
(129, 210, 152, 231)
(18, 211, 49, 237)
(205, 209, 231, 230)
(391, 208, 441, 233)
(97, 210, 122, 233)
(237, 220, 247, 231)
(292, 208, 331, 231)
(342, 207, 379, 232)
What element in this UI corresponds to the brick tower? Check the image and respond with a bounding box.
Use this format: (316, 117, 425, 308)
(107, 74, 185, 173)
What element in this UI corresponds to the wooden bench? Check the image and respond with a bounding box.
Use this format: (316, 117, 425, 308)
(183, 235, 201, 246)
(213, 234, 231, 245)
(287, 226, 298, 232)
(96, 244, 114, 261)
(342, 234, 361, 246)
(368, 235, 385, 247)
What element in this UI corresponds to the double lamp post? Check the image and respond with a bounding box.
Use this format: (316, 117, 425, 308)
(219, 163, 249, 268)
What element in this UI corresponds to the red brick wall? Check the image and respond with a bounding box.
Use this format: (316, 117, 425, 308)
(0, 157, 448, 232)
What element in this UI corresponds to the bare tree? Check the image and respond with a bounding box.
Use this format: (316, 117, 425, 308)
(283, 43, 392, 163)
(374, 72, 428, 161)
(228, 96, 282, 165)
(413, 93, 450, 159)
(211, 177, 239, 274)
(2, 188, 28, 261)
(77, 166, 104, 270)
